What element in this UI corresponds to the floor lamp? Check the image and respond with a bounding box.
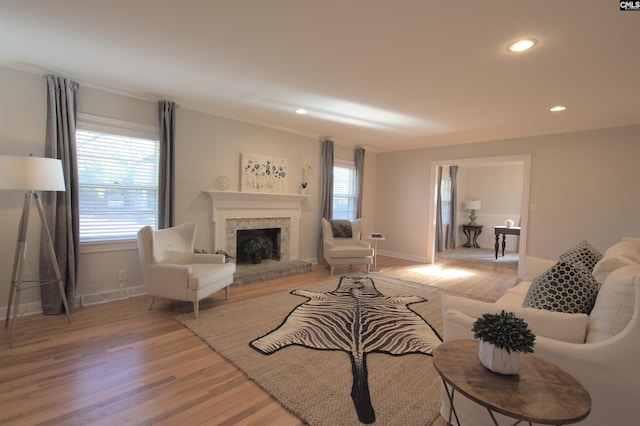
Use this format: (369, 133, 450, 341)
(0, 155, 72, 347)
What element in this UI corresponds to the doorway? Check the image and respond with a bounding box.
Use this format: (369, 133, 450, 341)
(426, 155, 531, 277)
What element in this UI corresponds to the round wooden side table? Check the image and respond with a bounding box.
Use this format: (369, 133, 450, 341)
(433, 340, 591, 426)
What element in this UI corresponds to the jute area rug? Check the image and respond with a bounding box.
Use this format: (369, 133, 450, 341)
(176, 274, 445, 426)
(438, 248, 518, 269)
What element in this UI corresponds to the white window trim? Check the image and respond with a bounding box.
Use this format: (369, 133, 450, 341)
(77, 113, 158, 140)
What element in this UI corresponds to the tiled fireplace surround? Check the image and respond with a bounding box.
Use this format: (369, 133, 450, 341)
(204, 191, 307, 262)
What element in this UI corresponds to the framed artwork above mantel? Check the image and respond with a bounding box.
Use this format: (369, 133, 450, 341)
(240, 153, 288, 194)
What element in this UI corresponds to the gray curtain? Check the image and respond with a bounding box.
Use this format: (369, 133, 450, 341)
(158, 101, 176, 229)
(435, 166, 444, 253)
(354, 147, 365, 219)
(40, 75, 80, 315)
(447, 165, 458, 249)
(318, 139, 334, 264)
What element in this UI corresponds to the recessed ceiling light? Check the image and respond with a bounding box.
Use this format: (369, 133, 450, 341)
(507, 38, 538, 53)
(550, 105, 566, 112)
(295, 108, 308, 115)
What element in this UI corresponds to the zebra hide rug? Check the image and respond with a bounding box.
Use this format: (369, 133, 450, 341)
(176, 274, 446, 426)
(250, 276, 442, 424)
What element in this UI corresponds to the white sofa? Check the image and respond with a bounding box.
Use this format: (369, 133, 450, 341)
(441, 237, 640, 426)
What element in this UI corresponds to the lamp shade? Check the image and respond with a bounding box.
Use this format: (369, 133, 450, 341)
(0, 155, 66, 191)
(465, 200, 481, 210)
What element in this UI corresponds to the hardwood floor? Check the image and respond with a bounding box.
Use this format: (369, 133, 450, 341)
(0, 255, 518, 425)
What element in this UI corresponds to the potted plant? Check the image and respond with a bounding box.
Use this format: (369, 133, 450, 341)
(242, 235, 273, 264)
(472, 310, 536, 375)
(214, 250, 235, 262)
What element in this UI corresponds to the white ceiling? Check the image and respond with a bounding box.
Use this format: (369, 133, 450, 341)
(1, 1, 639, 152)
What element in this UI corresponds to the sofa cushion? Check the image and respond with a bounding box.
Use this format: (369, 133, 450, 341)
(442, 294, 589, 343)
(519, 256, 557, 281)
(603, 240, 640, 264)
(522, 261, 600, 314)
(593, 255, 638, 283)
(586, 265, 640, 343)
(622, 237, 640, 252)
(558, 240, 602, 272)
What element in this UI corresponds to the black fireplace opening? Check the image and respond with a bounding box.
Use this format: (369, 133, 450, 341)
(236, 228, 281, 263)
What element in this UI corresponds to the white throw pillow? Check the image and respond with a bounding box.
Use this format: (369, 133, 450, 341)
(586, 265, 640, 343)
(593, 255, 638, 283)
(603, 241, 640, 264)
(622, 237, 640, 252)
(442, 294, 589, 343)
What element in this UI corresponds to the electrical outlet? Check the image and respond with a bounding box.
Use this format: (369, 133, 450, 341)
(118, 269, 127, 281)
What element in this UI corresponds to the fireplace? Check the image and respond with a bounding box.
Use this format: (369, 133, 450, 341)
(236, 227, 282, 263)
(204, 191, 307, 261)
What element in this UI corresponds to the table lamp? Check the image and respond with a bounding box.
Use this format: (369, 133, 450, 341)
(0, 154, 72, 347)
(465, 200, 481, 226)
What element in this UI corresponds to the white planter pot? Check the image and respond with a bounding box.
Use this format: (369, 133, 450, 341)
(478, 340, 522, 375)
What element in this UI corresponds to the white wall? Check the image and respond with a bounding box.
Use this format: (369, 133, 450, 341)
(375, 126, 640, 261)
(0, 67, 377, 313)
(457, 164, 524, 250)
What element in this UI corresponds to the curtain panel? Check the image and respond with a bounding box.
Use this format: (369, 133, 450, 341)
(40, 75, 80, 315)
(318, 139, 334, 264)
(158, 101, 176, 229)
(435, 166, 444, 253)
(354, 147, 365, 219)
(447, 165, 458, 249)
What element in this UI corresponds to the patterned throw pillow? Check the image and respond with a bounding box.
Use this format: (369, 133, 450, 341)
(522, 261, 600, 314)
(559, 240, 602, 272)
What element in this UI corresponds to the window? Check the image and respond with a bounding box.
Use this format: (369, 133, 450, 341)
(440, 176, 452, 225)
(333, 162, 357, 220)
(77, 120, 159, 243)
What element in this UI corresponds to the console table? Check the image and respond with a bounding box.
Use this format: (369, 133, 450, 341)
(462, 224, 483, 248)
(494, 225, 520, 259)
(434, 340, 591, 426)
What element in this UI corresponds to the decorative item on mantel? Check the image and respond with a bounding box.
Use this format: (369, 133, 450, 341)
(465, 200, 481, 225)
(505, 219, 514, 227)
(472, 310, 536, 375)
(212, 176, 231, 191)
(300, 162, 312, 195)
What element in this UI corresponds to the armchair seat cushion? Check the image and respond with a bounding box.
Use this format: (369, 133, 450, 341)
(328, 245, 374, 258)
(188, 263, 237, 290)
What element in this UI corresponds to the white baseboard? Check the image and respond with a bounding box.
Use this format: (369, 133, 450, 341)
(377, 249, 428, 263)
(0, 301, 43, 320)
(0, 285, 148, 319)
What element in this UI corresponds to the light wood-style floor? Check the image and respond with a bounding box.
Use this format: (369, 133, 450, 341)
(0, 255, 518, 425)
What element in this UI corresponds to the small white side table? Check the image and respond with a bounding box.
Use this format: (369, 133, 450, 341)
(368, 234, 386, 272)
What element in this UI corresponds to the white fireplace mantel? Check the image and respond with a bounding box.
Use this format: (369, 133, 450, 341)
(203, 190, 309, 260)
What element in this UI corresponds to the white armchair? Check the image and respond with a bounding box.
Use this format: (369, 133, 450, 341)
(322, 218, 374, 275)
(137, 222, 236, 318)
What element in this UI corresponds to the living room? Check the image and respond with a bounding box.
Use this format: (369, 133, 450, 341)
(1, 2, 639, 425)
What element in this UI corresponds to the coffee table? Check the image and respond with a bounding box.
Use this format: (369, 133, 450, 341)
(433, 340, 591, 426)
